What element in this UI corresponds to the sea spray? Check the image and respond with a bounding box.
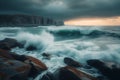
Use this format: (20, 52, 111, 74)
(15, 31, 54, 52)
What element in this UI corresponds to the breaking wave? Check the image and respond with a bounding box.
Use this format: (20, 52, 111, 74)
(48, 28, 120, 39)
(15, 31, 54, 52)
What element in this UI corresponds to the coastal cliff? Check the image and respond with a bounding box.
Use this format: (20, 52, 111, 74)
(0, 15, 64, 27)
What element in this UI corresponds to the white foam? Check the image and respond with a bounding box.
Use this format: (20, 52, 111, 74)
(15, 31, 54, 51)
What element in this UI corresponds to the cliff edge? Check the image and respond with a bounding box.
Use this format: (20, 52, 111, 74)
(0, 14, 64, 27)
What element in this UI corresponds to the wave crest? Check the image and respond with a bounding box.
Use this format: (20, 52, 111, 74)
(15, 31, 54, 51)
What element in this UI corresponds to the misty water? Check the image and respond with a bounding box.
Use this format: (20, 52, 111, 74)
(0, 26, 120, 80)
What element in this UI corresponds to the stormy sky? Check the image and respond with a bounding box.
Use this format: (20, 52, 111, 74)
(0, 0, 120, 20)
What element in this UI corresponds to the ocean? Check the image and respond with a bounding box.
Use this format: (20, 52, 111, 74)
(0, 26, 120, 79)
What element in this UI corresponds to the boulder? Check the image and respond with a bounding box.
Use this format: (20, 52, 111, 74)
(0, 49, 48, 79)
(0, 38, 23, 49)
(87, 59, 120, 80)
(87, 59, 105, 68)
(64, 57, 82, 67)
(11, 53, 27, 62)
(26, 45, 37, 51)
(54, 66, 98, 80)
(7, 53, 48, 78)
(0, 49, 27, 61)
(0, 49, 15, 59)
(41, 72, 55, 80)
(0, 57, 31, 80)
(42, 53, 51, 60)
(25, 56, 48, 77)
(0, 42, 11, 50)
(0, 49, 27, 62)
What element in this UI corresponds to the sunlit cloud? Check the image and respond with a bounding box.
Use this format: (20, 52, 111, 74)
(65, 16, 120, 26)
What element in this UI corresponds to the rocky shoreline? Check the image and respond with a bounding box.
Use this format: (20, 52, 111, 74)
(0, 38, 120, 80)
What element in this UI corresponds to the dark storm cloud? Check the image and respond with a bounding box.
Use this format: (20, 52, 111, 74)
(0, 0, 120, 20)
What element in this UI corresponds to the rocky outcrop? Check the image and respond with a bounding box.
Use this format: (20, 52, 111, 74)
(0, 49, 30, 80)
(87, 59, 120, 80)
(0, 58, 31, 80)
(0, 38, 23, 50)
(0, 38, 48, 80)
(26, 45, 37, 51)
(0, 14, 64, 27)
(64, 57, 82, 67)
(41, 72, 55, 80)
(53, 66, 99, 80)
(0, 50, 47, 80)
(42, 53, 51, 60)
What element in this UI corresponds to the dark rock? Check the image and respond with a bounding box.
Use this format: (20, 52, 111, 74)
(54, 66, 98, 80)
(87, 59, 120, 80)
(87, 59, 105, 68)
(0, 49, 31, 80)
(0, 57, 31, 80)
(41, 72, 55, 80)
(0, 49, 27, 61)
(17, 42, 24, 48)
(0, 49, 48, 79)
(54, 67, 81, 80)
(0, 42, 11, 50)
(64, 57, 82, 67)
(42, 53, 51, 60)
(0, 38, 22, 49)
(11, 53, 27, 62)
(10, 74, 28, 80)
(25, 56, 48, 77)
(0, 49, 15, 59)
(26, 45, 37, 51)
(83, 65, 92, 69)
(1, 38, 18, 47)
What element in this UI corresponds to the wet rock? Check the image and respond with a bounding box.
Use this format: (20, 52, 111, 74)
(26, 45, 37, 51)
(0, 49, 27, 62)
(25, 56, 48, 77)
(10, 53, 48, 76)
(0, 49, 27, 61)
(0, 38, 23, 49)
(0, 38, 18, 48)
(0, 42, 11, 50)
(25, 56, 48, 70)
(0, 49, 31, 80)
(0, 49, 47, 79)
(87, 59, 104, 68)
(83, 65, 92, 69)
(87, 59, 120, 80)
(41, 72, 55, 80)
(0, 49, 15, 59)
(54, 66, 98, 80)
(0, 57, 31, 80)
(64, 57, 82, 67)
(11, 53, 27, 62)
(42, 53, 51, 60)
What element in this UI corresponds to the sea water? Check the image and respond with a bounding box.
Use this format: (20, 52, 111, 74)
(0, 26, 120, 79)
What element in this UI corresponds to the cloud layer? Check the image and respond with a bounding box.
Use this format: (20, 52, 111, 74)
(0, 0, 120, 20)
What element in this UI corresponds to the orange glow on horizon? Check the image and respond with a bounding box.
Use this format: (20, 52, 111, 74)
(65, 17, 120, 26)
